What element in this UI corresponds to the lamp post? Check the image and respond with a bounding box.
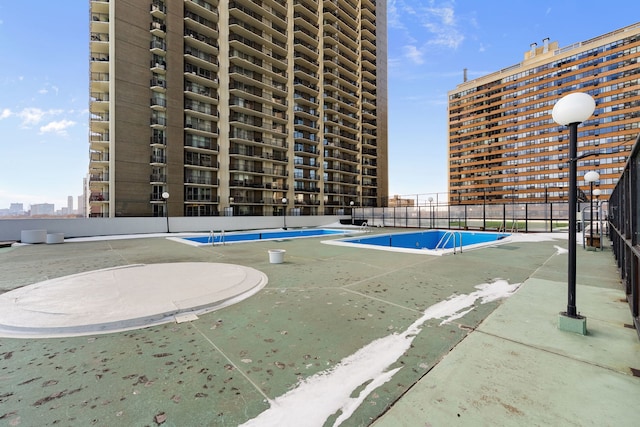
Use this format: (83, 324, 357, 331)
(350, 200, 354, 225)
(544, 186, 549, 232)
(593, 188, 602, 249)
(281, 197, 287, 230)
(584, 171, 600, 248)
(428, 197, 434, 228)
(552, 92, 596, 333)
(161, 191, 170, 233)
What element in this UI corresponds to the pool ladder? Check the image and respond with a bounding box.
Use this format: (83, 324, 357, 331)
(435, 231, 462, 254)
(208, 230, 225, 245)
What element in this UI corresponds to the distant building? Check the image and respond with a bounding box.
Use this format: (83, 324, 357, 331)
(88, 0, 388, 217)
(67, 196, 74, 213)
(9, 203, 24, 215)
(448, 23, 640, 204)
(388, 195, 414, 207)
(30, 203, 55, 216)
(77, 195, 85, 217)
(0, 204, 26, 217)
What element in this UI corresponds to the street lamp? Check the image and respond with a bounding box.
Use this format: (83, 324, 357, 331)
(584, 171, 600, 248)
(350, 200, 355, 225)
(428, 197, 434, 228)
(593, 188, 602, 249)
(161, 191, 170, 233)
(544, 186, 549, 232)
(281, 197, 287, 229)
(552, 92, 596, 334)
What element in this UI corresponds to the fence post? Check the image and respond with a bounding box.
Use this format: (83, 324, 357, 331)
(502, 204, 506, 230)
(464, 205, 468, 229)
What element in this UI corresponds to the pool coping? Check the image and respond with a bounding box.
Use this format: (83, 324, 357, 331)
(168, 227, 361, 247)
(322, 229, 513, 256)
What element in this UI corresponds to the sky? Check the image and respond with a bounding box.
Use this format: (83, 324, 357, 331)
(0, 1, 637, 211)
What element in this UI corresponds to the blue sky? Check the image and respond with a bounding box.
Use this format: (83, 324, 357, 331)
(0, 1, 637, 210)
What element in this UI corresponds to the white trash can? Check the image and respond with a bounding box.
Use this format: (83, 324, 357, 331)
(21, 229, 47, 244)
(46, 233, 65, 244)
(268, 249, 286, 264)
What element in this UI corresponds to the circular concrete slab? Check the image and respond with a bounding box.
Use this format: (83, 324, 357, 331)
(0, 262, 268, 338)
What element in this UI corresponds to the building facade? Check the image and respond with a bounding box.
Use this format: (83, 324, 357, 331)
(88, 0, 387, 217)
(448, 23, 640, 205)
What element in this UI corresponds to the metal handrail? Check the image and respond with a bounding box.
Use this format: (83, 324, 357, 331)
(436, 231, 463, 254)
(208, 230, 226, 245)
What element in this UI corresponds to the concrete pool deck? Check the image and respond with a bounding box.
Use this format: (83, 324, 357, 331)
(0, 228, 638, 426)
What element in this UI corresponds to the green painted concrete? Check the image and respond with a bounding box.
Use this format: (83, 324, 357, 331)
(0, 230, 637, 426)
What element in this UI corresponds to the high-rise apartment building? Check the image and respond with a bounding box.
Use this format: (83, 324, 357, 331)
(88, 0, 387, 217)
(447, 23, 640, 205)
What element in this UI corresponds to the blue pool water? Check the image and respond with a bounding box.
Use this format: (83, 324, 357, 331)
(182, 228, 350, 245)
(337, 230, 510, 251)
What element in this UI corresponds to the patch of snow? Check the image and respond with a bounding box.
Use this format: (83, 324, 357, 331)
(240, 279, 521, 427)
(554, 245, 568, 255)
(509, 232, 564, 243)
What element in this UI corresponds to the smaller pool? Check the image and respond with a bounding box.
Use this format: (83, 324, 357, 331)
(325, 230, 511, 255)
(174, 228, 352, 246)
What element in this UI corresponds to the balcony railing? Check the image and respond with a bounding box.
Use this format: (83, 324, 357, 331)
(89, 193, 109, 201)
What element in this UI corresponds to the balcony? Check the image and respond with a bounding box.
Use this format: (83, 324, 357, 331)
(89, 193, 109, 202)
(150, 1, 166, 18)
(150, 155, 166, 164)
(89, 173, 109, 182)
(150, 96, 167, 109)
(185, 176, 214, 185)
(90, 151, 109, 162)
(150, 174, 167, 183)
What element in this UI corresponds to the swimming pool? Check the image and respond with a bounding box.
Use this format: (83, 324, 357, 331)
(174, 228, 353, 246)
(324, 230, 511, 255)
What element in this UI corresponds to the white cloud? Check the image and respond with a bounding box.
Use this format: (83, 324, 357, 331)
(0, 109, 11, 120)
(390, 0, 465, 67)
(421, 3, 464, 49)
(39, 119, 76, 135)
(403, 45, 424, 64)
(14, 108, 67, 128)
(39, 84, 60, 96)
(17, 108, 46, 126)
(387, 0, 403, 29)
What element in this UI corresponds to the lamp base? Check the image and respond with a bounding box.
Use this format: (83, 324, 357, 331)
(558, 312, 587, 335)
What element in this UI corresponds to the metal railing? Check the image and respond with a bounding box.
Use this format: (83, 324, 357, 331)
(352, 202, 574, 233)
(608, 132, 640, 338)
